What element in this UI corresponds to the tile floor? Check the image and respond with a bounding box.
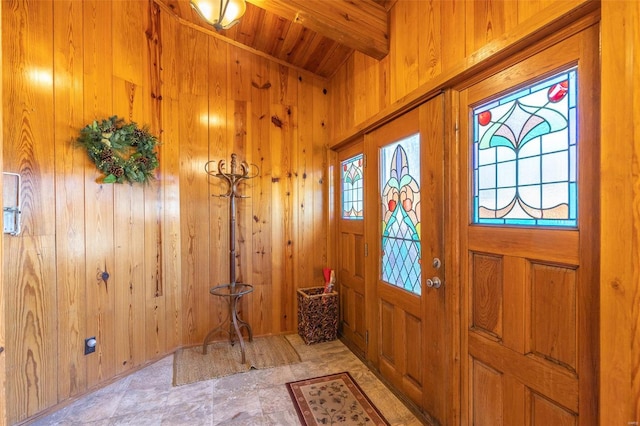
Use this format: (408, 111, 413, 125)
(28, 335, 424, 425)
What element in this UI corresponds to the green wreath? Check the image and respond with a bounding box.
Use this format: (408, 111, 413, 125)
(78, 116, 159, 184)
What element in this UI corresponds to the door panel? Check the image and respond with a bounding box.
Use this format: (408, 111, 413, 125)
(459, 26, 599, 425)
(336, 141, 367, 356)
(366, 95, 447, 423)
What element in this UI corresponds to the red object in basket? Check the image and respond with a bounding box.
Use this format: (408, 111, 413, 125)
(323, 267, 331, 284)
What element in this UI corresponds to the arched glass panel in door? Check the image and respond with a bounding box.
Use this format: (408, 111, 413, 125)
(380, 134, 421, 295)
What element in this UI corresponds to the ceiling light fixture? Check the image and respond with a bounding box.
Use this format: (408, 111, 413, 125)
(190, 0, 247, 31)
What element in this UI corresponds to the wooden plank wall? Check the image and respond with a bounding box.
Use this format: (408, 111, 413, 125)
(600, 2, 640, 424)
(1, 1, 329, 424)
(161, 13, 330, 345)
(328, 0, 573, 139)
(3, 1, 58, 423)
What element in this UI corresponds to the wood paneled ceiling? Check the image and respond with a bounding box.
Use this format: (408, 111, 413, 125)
(155, 0, 391, 79)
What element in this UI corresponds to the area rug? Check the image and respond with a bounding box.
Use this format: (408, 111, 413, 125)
(286, 372, 390, 426)
(173, 335, 301, 386)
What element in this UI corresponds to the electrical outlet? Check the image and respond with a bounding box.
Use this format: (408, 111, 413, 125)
(84, 337, 97, 355)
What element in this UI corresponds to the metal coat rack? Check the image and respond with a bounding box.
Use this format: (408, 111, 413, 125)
(202, 153, 259, 363)
(204, 153, 259, 286)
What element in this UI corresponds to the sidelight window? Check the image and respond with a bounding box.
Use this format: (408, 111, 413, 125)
(341, 154, 364, 219)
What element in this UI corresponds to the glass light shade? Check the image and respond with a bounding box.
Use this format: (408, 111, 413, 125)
(190, 0, 246, 30)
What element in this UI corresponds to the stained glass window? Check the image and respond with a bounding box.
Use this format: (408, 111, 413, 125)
(380, 134, 421, 295)
(341, 154, 364, 219)
(472, 68, 578, 227)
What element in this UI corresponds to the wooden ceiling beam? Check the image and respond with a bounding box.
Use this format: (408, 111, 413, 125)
(247, 0, 389, 60)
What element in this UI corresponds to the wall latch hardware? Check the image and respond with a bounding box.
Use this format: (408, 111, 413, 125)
(3, 172, 21, 236)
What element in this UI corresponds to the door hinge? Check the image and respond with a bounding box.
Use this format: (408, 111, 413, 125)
(363, 153, 367, 168)
(364, 243, 368, 257)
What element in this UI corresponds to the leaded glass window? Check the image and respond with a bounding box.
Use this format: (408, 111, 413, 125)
(472, 68, 578, 227)
(380, 134, 421, 295)
(341, 154, 364, 219)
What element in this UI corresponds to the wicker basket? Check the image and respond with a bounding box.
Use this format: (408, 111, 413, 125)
(297, 287, 339, 345)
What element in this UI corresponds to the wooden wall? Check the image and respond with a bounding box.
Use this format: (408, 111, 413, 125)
(1, 1, 329, 424)
(600, 1, 640, 424)
(328, 0, 586, 140)
(161, 7, 330, 345)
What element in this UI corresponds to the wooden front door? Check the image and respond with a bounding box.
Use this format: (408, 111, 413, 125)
(459, 26, 599, 425)
(366, 96, 448, 423)
(335, 140, 367, 357)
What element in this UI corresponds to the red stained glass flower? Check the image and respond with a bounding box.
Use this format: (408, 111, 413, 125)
(478, 110, 492, 126)
(547, 80, 568, 103)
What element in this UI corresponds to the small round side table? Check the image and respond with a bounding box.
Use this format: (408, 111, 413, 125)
(202, 283, 254, 363)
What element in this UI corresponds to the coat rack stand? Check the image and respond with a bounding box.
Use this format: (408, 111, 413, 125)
(202, 153, 259, 364)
